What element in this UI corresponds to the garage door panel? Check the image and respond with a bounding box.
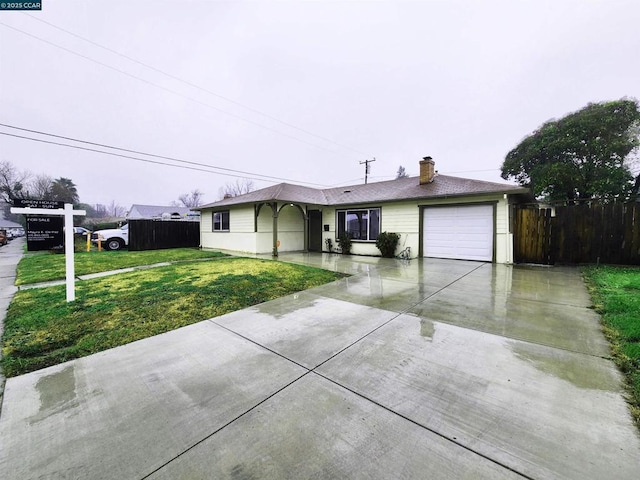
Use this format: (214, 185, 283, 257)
(424, 205, 493, 261)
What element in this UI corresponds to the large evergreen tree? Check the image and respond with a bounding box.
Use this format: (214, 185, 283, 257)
(501, 99, 640, 203)
(50, 177, 79, 204)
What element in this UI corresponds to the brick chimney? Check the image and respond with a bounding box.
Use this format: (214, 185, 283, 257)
(419, 156, 435, 184)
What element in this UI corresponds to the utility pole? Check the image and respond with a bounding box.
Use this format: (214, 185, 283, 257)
(360, 157, 376, 184)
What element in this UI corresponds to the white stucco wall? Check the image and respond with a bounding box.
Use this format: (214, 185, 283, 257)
(255, 206, 273, 253)
(278, 205, 305, 252)
(254, 204, 304, 253)
(203, 203, 304, 254)
(323, 202, 420, 257)
(380, 201, 421, 257)
(495, 196, 513, 264)
(322, 208, 336, 253)
(200, 206, 257, 253)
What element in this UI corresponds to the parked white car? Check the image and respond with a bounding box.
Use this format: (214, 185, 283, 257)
(91, 224, 129, 250)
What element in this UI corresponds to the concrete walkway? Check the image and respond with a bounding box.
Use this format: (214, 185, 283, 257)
(1, 252, 639, 479)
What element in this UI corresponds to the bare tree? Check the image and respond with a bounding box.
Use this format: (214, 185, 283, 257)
(175, 189, 204, 207)
(92, 204, 109, 218)
(108, 200, 126, 217)
(0, 160, 32, 221)
(30, 174, 53, 199)
(218, 179, 255, 199)
(0, 160, 31, 203)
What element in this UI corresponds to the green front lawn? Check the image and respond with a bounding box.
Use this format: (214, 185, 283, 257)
(16, 248, 227, 285)
(2, 257, 344, 376)
(583, 265, 640, 425)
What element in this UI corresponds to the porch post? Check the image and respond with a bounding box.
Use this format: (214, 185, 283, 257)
(271, 202, 279, 257)
(303, 213, 309, 253)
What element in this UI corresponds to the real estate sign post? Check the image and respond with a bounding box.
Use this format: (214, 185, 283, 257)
(11, 200, 86, 302)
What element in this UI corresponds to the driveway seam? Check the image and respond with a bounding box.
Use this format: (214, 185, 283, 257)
(139, 370, 313, 480)
(311, 263, 489, 371)
(311, 370, 534, 480)
(208, 318, 313, 372)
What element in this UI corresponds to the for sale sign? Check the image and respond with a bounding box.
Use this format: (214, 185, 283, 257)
(26, 216, 64, 251)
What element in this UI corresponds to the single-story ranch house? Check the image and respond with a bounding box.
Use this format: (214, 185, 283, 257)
(197, 158, 531, 263)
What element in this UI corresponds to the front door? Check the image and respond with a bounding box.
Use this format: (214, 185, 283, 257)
(308, 210, 323, 251)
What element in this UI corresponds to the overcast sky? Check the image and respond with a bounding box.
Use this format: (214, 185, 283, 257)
(1, 0, 639, 209)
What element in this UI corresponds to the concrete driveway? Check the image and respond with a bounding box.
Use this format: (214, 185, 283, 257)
(1, 253, 639, 479)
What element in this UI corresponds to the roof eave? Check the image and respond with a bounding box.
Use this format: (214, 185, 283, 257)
(327, 188, 531, 207)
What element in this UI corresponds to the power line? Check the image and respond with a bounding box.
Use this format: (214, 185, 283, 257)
(0, 123, 326, 186)
(0, 21, 365, 158)
(0, 130, 327, 187)
(0, 131, 273, 182)
(23, 13, 369, 157)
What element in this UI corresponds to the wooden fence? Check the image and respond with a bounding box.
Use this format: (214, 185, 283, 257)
(128, 219, 200, 251)
(513, 203, 640, 265)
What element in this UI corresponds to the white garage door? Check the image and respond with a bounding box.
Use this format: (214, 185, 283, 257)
(423, 205, 494, 261)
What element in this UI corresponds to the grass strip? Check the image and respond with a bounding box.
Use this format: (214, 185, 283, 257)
(15, 248, 227, 285)
(2, 257, 344, 376)
(583, 265, 640, 426)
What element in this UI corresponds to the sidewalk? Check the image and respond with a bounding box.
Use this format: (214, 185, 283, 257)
(16, 257, 221, 291)
(16, 260, 174, 290)
(0, 237, 24, 413)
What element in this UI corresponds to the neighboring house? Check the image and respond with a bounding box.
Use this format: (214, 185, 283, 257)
(196, 158, 531, 263)
(0, 218, 23, 230)
(126, 204, 200, 222)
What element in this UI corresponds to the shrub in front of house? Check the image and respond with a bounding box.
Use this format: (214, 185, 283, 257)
(337, 233, 352, 255)
(376, 232, 400, 258)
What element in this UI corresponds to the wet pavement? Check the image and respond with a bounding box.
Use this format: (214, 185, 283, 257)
(1, 252, 639, 479)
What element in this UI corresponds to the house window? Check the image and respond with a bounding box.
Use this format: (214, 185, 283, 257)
(336, 208, 380, 241)
(213, 211, 229, 231)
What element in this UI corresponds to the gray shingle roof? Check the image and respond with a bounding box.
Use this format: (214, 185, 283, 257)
(197, 175, 529, 209)
(324, 175, 528, 205)
(198, 183, 328, 209)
